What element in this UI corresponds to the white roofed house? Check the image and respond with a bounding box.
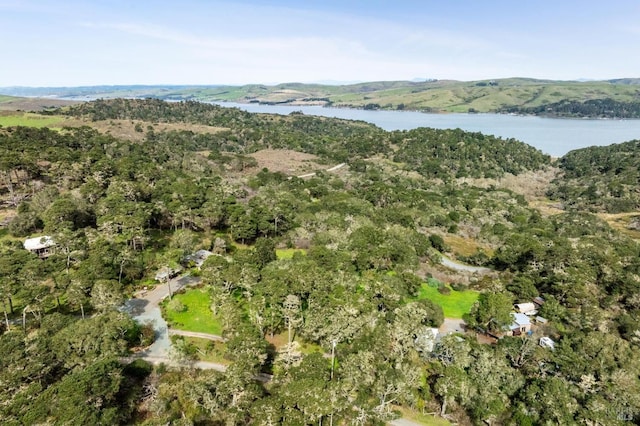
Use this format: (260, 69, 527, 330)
(515, 302, 537, 316)
(510, 313, 532, 336)
(23, 236, 56, 258)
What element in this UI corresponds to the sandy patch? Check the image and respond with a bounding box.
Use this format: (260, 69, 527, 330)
(249, 149, 321, 175)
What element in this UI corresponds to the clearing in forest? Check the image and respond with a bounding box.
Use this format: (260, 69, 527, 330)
(162, 288, 222, 335)
(415, 281, 479, 319)
(249, 149, 321, 175)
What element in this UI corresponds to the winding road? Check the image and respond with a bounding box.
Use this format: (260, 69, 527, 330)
(440, 254, 491, 274)
(119, 274, 231, 370)
(121, 273, 433, 419)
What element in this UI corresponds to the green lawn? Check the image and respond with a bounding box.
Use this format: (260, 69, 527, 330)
(162, 288, 222, 335)
(275, 248, 307, 260)
(0, 113, 63, 128)
(416, 282, 479, 318)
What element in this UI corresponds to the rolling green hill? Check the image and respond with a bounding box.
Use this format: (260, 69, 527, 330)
(3, 77, 640, 116)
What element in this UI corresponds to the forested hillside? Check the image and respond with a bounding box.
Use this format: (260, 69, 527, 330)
(501, 99, 640, 118)
(1, 99, 639, 425)
(548, 139, 640, 212)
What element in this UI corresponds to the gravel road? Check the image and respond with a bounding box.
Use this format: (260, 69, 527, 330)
(120, 274, 201, 359)
(440, 255, 491, 274)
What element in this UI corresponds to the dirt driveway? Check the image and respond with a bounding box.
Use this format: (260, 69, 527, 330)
(439, 318, 466, 335)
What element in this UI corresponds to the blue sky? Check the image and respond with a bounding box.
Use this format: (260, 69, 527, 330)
(1, 0, 639, 86)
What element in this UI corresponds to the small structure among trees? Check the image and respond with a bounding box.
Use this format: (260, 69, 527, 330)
(182, 249, 213, 269)
(509, 313, 532, 336)
(515, 302, 537, 316)
(154, 266, 182, 282)
(23, 236, 55, 258)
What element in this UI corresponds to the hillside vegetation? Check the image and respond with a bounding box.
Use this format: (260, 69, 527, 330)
(1, 99, 640, 425)
(548, 139, 640, 213)
(5, 77, 640, 116)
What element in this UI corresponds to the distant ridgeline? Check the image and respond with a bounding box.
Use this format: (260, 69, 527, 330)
(548, 139, 640, 212)
(55, 98, 551, 180)
(500, 99, 640, 119)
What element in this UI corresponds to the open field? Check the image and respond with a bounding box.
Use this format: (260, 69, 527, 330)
(249, 149, 320, 175)
(162, 288, 222, 335)
(0, 96, 80, 111)
(0, 112, 64, 127)
(275, 248, 308, 259)
(415, 282, 479, 318)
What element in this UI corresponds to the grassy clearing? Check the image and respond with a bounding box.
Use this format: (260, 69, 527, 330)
(162, 288, 222, 335)
(182, 337, 230, 364)
(416, 282, 479, 318)
(276, 248, 307, 260)
(442, 235, 492, 257)
(0, 113, 63, 128)
(390, 406, 451, 425)
(598, 212, 640, 241)
(267, 331, 325, 355)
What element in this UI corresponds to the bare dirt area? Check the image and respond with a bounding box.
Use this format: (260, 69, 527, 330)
(248, 149, 321, 175)
(457, 166, 560, 203)
(57, 118, 228, 142)
(0, 98, 81, 111)
(598, 212, 640, 240)
(439, 318, 466, 335)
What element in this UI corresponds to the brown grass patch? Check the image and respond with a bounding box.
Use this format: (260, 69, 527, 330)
(0, 98, 81, 111)
(0, 208, 17, 227)
(56, 118, 228, 141)
(249, 149, 321, 175)
(443, 234, 493, 257)
(598, 212, 640, 241)
(457, 166, 560, 202)
(528, 199, 565, 216)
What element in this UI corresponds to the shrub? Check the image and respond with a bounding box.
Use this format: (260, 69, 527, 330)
(139, 322, 156, 346)
(437, 284, 451, 295)
(169, 299, 187, 313)
(450, 282, 468, 292)
(429, 234, 447, 252)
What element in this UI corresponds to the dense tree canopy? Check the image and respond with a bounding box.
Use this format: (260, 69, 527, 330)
(0, 98, 639, 424)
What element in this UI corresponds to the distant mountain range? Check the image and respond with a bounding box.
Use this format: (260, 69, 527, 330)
(2, 77, 640, 116)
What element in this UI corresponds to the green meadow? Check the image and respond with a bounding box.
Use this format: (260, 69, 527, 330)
(0, 113, 63, 128)
(275, 248, 307, 260)
(162, 288, 222, 335)
(415, 281, 479, 318)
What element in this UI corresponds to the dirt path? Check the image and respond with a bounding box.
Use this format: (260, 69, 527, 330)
(440, 254, 491, 274)
(388, 419, 426, 426)
(439, 318, 466, 335)
(168, 329, 225, 341)
(297, 162, 346, 178)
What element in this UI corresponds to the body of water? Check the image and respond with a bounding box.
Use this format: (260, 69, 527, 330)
(216, 102, 640, 157)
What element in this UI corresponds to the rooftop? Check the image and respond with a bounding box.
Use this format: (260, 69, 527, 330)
(511, 312, 531, 329)
(24, 236, 55, 251)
